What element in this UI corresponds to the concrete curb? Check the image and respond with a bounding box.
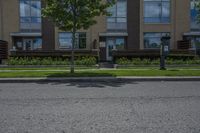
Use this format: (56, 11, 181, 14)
(0, 77, 200, 83)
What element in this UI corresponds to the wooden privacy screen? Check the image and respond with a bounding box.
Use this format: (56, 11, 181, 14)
(0, 40, 8, 59)
(177, 40, 191, 50)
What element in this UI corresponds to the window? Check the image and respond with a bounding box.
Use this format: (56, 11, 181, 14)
(115, 38, 125, 50)
(144, 33, 170, 49)
(14, 38, 42, 50)
(191, 0, 200, 31)
(107, 0, 127, 30)
(144, 0, 170, 23)
(32, 38, 42, 50)
(59, 33, 87, 49)
(20, 0, 41, 32)
(107, 37, 125, 50)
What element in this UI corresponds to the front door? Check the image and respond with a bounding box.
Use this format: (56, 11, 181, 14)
(23, 39, 33, 50)
(106, 38, 115, 61)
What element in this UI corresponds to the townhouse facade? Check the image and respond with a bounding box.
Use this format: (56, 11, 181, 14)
(0, 0, 199, 61)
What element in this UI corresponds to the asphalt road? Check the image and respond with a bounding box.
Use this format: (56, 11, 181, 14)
(0, 80, 200, 133)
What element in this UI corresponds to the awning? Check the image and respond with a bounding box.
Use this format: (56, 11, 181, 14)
(10, 32, 42, 37)
(183, 32, 200, 36)
(99, 32, 128, 37)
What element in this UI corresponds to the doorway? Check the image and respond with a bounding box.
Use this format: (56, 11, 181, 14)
(106, 38, 115, 61)
(23, 39, 33, 50)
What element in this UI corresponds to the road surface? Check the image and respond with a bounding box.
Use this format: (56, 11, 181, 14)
(0, 80, 200, 133)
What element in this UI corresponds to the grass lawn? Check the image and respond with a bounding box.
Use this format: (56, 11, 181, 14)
(0, 69, 200, 78)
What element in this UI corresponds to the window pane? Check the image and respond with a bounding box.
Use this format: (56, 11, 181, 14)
(108, 4, 116, 17)
(117, 1, 126, 17)
(117, 18, 126, 23)
(59, 33, 86, 49)
(31, 17, 41, 23)
(107, 0, 127, 30)
(162, 2, 170, 17)
(59, 38, 72, 48)
(59, 33, 72, 48)
(144, 0, 170, 23)
(20, 1, 31, 17)
(144, 2, 161, 18)
(31, 1, 41, 17)
(33, 38, 42, 50)
(144, 32, 170, 49)
(20, 0, 41, 32)
(20, 17, 31, 23)
(116, 38, 125, 50)
(191, 0, 200, 30)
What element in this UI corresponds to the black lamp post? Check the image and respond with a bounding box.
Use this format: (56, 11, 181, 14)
(160, 35, 171, 70)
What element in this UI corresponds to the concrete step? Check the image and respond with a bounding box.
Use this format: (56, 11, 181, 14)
(99, 62, 114, 68)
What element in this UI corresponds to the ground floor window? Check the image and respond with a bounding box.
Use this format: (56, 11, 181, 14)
(144, 32, 170, 49)
(107, 37, 125, 50)
(58, 32, 86, 49)
(185, 36, 200, 49)
(14, 37, 42, 50)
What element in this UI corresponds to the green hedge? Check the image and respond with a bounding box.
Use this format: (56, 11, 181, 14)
(8, 56, 97, 66)
(116, 57, 200, 65)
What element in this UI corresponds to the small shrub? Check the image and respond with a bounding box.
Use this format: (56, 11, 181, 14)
(8, 56, 96, 66)
(116, 57, 200, 65)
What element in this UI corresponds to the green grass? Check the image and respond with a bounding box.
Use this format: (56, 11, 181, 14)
(0, 69, 200, 78)
(1, 66, 200, 71)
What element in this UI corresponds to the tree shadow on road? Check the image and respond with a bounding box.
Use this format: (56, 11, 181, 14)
(40, 79, 138, 88)
(1, 72, 139, 88)
(32, 71, 138, 88)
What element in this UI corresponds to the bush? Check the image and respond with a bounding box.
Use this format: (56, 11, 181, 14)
(116, 57, 200, 65)
(8, 56, 97, 66)
(75, 56, 97, 66)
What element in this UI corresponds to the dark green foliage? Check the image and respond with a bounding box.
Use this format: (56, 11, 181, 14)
(197, 2, 200, 23)
(42, 0, 115, 31)
(8, 56, 97, 66)
(116, 57, 200, 65)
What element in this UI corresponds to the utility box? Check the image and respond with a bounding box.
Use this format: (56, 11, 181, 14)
(161, 36, 171, 56)
(0, 40, 8, 64)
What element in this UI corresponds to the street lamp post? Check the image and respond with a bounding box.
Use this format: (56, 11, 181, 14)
(160, 35, 171, 70)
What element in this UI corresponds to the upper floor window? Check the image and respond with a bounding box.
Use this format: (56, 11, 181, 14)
(144, 0, 170, 23)
(20, 0, 41, 32)
(59, 32, 87, 49)
(191, 0, 200, 31)
(107, 0, 127, 31)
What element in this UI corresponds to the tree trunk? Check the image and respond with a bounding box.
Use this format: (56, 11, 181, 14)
(70, 26, 76, 74)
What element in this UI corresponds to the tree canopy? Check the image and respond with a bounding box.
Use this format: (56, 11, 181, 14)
(42, 0, 115, 31)
(197, 2, 200, 23)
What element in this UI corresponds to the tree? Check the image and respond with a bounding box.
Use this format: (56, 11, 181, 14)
(42, 0, 115, 73)
(197, 1, 200, 23)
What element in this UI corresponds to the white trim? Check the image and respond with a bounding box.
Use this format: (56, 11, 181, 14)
(99, 32, 128, 37)
(10, 32, 41, 37)
(183, 32, 200, 36)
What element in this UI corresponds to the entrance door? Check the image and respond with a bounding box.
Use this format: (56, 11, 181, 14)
(23, 39, 33, 50)
(106, 38, 115, 61)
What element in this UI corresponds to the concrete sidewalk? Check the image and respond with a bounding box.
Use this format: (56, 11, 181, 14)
(0, 76, 200, 83)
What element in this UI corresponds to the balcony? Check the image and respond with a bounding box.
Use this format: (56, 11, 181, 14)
(107, 17, 127, 31)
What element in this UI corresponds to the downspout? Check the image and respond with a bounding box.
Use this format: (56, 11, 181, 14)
(173, 0, 177, 49)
